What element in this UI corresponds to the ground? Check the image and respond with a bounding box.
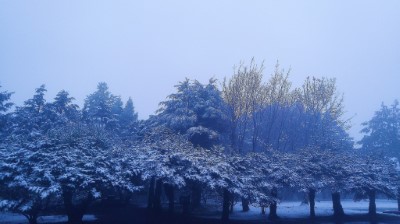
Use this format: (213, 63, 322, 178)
(0, 199, 399, 224)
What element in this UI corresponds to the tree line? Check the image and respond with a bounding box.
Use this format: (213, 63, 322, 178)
(0, 60, 399, 224)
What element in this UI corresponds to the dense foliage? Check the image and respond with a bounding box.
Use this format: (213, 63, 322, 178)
(0, 63, 399, 223)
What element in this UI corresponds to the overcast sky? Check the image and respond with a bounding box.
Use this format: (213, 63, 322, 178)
(1, 0, 400, 141)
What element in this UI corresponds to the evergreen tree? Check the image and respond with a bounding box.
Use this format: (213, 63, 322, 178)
(156, 78, 228, 148)
(119, 97, 139, 140)
(47, 90, 80, 125)
(139, 127, 245, 219)
(83, 82, 114, 128)
(359, 100, 400, 158)
(9, 85, 51, 139)
(24, 84, 47, 114)
(358, 100, 400, 210)
(83, 82, 138, 137)
(0, 142, 57, 224)
(0, 85, 13, 139)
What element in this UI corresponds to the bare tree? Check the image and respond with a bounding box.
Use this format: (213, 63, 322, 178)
(222, 58, 265, 153)
(261, 62, 292, 151)
(296, 76, 347, 148)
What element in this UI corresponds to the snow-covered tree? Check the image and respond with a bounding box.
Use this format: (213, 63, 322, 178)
(359, 100, 400, 158)
(1, 121, 142, 224)
(155, 79, 229, 208)
(83, 82, 118, 129)
(237, 152, 293, 218)
(8, 85, 51, 139)
(156, 78, 228, 149)
(290, 148, 332, 218)
(0, 87, 78, 224)
(45, 123, 141, 224)
(6, 87, 81, 146)
(348, 152, 398, 215)
(83, 82, 139, 141)
(289, 149, 360, 218)
(0, 141, 58, 224)
(222, 59, 270, 212)
(139, 127, 197, 212)
(137, 127, 247, 220)
(391, 157, 400, 211)
(321, 150, 352, 217)
(119, 97, 139, 140)
(0, 85, 13, 114)
(24, 85, 47, 114)
(0, 85, 13, 139)
(359, 100, 400, 211)
(47, 90, 80, 125)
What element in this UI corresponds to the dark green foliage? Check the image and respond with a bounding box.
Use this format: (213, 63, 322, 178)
(9, 85, 51, 139)
(359, 100, 400, 158)
(83, 82, 115, 128)
(0, 85, 13, 114)
(0, 85, 13, 139)
(156, 78, 228, 148)
(0, 69, 399, 224)
(83, 83, 138, 140)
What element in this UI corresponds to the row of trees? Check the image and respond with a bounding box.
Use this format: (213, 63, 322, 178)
(0, 83, 140, 224)
(0, 61, 399, 223)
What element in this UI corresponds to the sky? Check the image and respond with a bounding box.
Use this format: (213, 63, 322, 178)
(1, 0, 400, 142)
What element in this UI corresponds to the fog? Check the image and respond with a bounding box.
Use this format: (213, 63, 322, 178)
(1, 0, 400, 141)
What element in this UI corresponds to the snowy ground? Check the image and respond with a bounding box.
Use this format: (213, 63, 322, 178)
(196, 199, 399, 220)
(0, 200, 398, 223)
(0, 213, 96, 224)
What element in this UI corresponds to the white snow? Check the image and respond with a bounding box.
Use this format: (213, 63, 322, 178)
(196, 199, 399, 220)
(0, 200, 398, 223)
(0, 213, 97, 224)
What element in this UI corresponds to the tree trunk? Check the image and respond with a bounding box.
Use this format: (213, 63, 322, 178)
(309, 188, 316, 218)
(269, 188, 278, 220)
(147, 177, 155, 209)
(180, 195, 191, 215)
(67, 212, 85, 224)
(164, 183, 174, 213)
(301, 192, 309, 205)
(269, 201, 278, 219)
(222, 188, 230, 222)
(22, 209, 39, 224)
(230, 123, 237, 153)
(331, 192, 344, 217)
(28, 218, 38, 224)
(261, 206, 265, 215)
(191, 184, 202, 209)
(398, 196, 400, 212)
(229, 194, 234, 213)
(117, 189, 131, 205)
(63, 190, 91, 224)
(241, 197, 250, 212)
(252, 133, 257, 152)
(252, 114, 258, 152)
(397, 187, 400, 211)
(153, 179, 163, 213)
(368, 190, 376, 215)
(25, 215, 38, 224)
